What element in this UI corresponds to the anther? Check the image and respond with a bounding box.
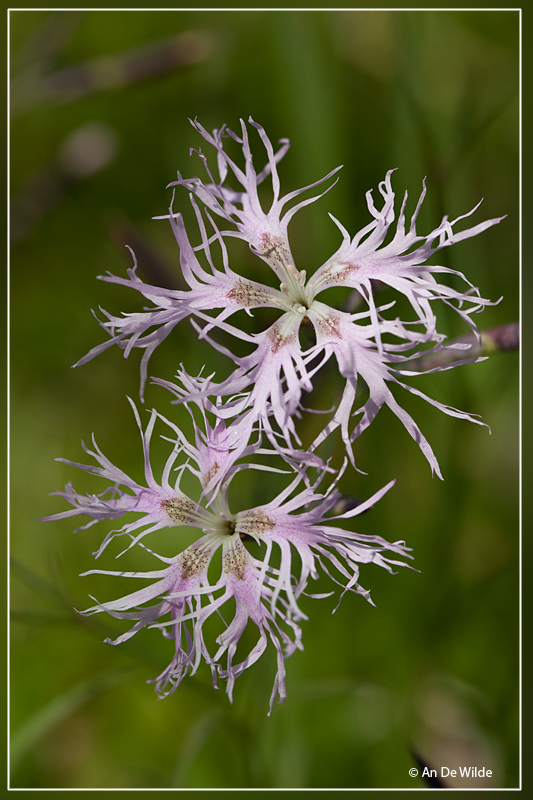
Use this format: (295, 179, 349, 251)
(286, 264, 300, 280)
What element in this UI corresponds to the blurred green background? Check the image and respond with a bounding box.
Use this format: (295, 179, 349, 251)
(9, 9, 519, 790)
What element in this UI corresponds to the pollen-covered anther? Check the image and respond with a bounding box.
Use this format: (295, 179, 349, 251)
(267, 324, 295, 354)
(236, 508, 276, 538)
(179, 546, 210, 580)
(161, 496, 197, 524)
(258, 232, 290, 266)
(329, 261, 359, 283)
(315, 312, 342, 339)
(226, 278, 270, 308)
(223, 539, 248, 580)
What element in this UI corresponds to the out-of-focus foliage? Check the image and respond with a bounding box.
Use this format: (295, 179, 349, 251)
(10, 9, 519, 789)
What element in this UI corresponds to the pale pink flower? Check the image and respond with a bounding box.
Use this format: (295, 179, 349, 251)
(306, 169, 503, 338)
(77, 118, 503, 474)
(169, 117, 342, 284)
(42, 399, 410, 713)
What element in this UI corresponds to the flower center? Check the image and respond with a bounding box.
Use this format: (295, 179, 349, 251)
(222, 517, 236, 536)
(280, 263, 311, 309)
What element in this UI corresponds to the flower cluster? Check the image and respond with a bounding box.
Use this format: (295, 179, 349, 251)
(44, 118, 503, 712)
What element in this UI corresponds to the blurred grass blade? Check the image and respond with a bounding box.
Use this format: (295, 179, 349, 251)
(10, 667, 133, 774)
(10, 558, 70, 608)
(11, 10, 86, 75)
(171, 708, 222, 788)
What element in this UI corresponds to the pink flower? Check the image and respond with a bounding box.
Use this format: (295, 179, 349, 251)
(76, 118, 503, 473)
(42, 398, 411, 713)
(306, 169, 503, 337)
(169, 117, 342, 284)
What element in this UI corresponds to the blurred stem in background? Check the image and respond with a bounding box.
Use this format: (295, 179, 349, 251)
(409, 321, 519, 371)
(11, 19, 211, 114)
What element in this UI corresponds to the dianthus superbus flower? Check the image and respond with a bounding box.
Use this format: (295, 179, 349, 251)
(42, 399, 411, 713)
(43, 115, 506, 715)
(76, 117, 503, 475)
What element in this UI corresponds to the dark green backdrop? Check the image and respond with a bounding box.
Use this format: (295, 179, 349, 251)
(10, 9, 519, 789)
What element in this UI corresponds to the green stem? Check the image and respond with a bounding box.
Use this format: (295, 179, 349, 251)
(409, 321, 519, 372)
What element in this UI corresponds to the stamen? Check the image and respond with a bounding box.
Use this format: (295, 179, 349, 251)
(292, 303, 307, 315)
(286, 263, 300, 280)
